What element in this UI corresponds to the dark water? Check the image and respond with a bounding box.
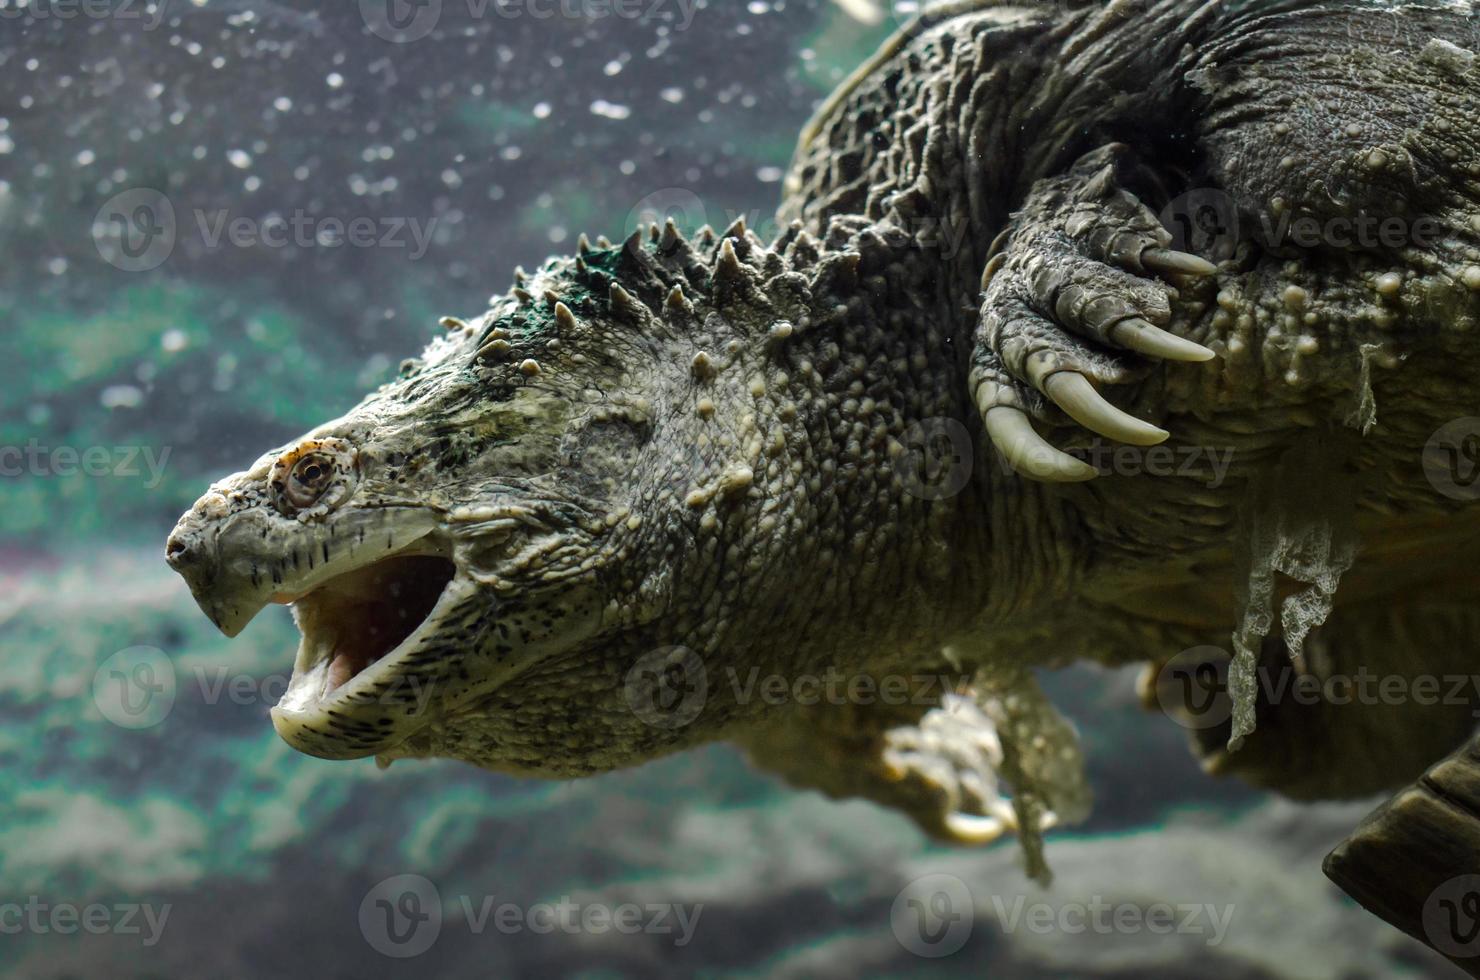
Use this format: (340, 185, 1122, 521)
(0, 1, 1457, 976)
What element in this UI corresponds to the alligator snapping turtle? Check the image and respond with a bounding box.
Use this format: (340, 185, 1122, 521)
(166, 0, 1480, 958)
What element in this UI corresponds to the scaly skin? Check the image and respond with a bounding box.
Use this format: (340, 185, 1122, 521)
(784, 0, 1480, 798)
(167, 0, 1480, 874)
(167, 221, 1002, 774)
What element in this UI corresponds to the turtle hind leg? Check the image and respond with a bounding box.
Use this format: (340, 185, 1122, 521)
(1145, 603, 1480, 802)
(737, 663, 1090, 883)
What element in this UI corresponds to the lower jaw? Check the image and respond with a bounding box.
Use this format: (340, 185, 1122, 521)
(269, 702, 405, 760)
(269, 555, 458, 757)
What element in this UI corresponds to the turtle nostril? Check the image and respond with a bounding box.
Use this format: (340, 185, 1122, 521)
(165, 533, 191, 565)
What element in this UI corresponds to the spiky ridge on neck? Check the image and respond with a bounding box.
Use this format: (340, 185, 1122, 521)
(437, 212, 1002, 638)
(442, 213, 955, 370)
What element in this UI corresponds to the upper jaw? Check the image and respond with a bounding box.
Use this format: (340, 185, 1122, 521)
(165, 481, 464, 757)
(166, 488, 445, 637)
(167, 475, 615, 761)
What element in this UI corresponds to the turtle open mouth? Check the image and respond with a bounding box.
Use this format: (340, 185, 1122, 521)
(276, 553, 457, 710)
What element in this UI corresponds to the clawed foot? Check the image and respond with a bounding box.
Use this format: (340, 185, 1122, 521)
(881, 692, 1056, 845)
(738, 668, 1088, 879)
(971, 143, 1220, 481)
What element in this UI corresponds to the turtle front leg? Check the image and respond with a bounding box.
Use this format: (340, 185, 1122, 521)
(970, 143, 1220, 481)
(737, 664, 1090, 882)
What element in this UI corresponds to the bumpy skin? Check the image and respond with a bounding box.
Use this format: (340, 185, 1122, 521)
(167, 0, 1480, 867)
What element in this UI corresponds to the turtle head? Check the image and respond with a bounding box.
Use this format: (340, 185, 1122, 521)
(165, 231, 827, 772)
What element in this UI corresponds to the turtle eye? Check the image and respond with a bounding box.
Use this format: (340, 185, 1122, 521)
(269, 438, 358, 517)
(287, 454, 333, 507)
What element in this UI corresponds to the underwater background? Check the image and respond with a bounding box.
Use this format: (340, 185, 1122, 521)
(0, 0, 1460, 975)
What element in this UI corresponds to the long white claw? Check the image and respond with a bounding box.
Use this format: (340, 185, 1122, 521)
(1112, 317, 1217, 362)
(944, 811, 1009, 845)
(983, 407, 1098, 482)
(1043, 372, 1169, 446)
(1142, 247, 1217, 277)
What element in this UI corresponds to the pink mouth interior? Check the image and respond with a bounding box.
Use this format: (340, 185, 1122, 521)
(290, 555, 455, 697)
